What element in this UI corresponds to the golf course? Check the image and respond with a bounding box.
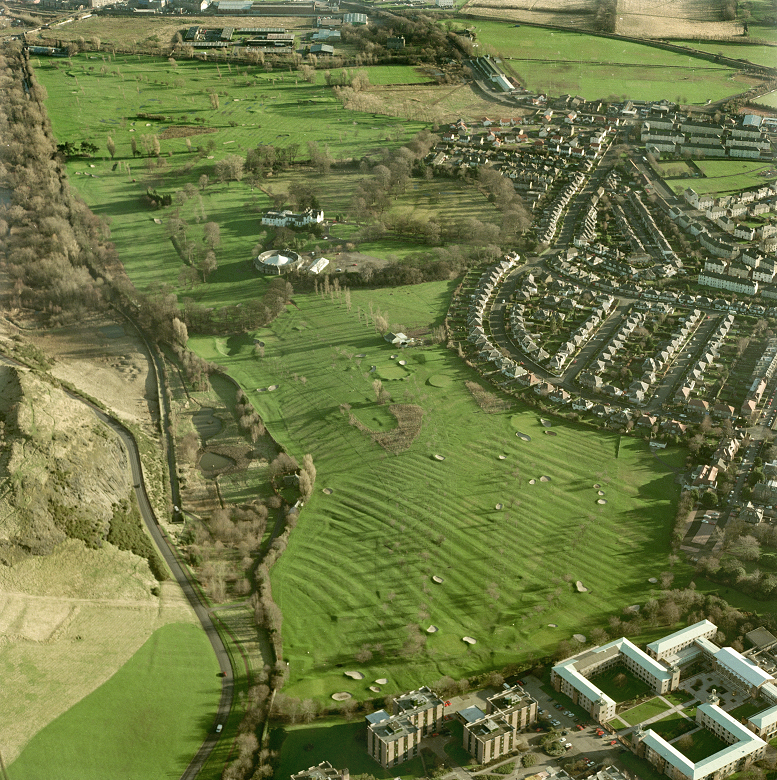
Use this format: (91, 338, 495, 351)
(189, 285, 683, 701)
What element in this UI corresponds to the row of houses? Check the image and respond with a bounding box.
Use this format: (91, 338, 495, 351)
(642, 116, 772, 160)
(673, 313, 734, 408)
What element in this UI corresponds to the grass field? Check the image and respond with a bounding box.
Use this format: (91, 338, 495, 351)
(186, 286, 683, 701)
(648, 711, 697, 741)
(663, 691, 695, 707)
(590, 666, 652, 703)
(621, 697, 672, 725)
(468, 22, 761, 103)
(666, 160, 777, 196)
(673, 39, 777, 69)
(273, 719, 426, 780)
(33, 55, 428, 166)
(757, 89, 777, 108)
(8, 622, 222, 780)
(675, 728, 729, 762)
(729, 699, 769, 721)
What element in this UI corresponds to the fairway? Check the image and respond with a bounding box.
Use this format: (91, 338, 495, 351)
(8, 623, 222, 780)
(187, 287, 682, 700)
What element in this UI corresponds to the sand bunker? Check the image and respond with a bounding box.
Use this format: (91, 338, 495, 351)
(432, 575, 444, 584)
(544, 430, 558, 436)
(398, 360, 407, 366)
(648, 577, 658, 584)
(593, 483, 601, 488)
(597, 499, 607, 505)
(322, 488, 333, 495)
(375, 678, 388, 685)
(369, 686, 381, 693)
(573, 634, 587, 643)
(548, 623, 558, 628)
(575, 581, 588, 593)
(426, 625, 438, 633)
(433, 454, 445, 461)
(355, 353, 366, 358)
(598, 490, 605, 496)
(541, 419, 552, 427)
(332, 692, 352, 701)
(516, 432, 531, 441)
(390, 354, 397, 359)
(462, 636, 477, 644)
(529, 479, 536, 485)
(344, 670, 365, 680)
(495, 503, 503, 510)
(498, 455, 507, 460)
(267, 384, 279, 391)
(540, 475, 551, 482)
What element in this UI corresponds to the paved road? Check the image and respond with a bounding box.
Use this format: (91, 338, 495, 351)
(0, 352, 233, 780)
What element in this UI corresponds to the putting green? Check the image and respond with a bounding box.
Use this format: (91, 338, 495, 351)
(428, 374, 452, 387)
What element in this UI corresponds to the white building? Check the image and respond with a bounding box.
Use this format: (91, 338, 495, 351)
(261, 208, 324, 228)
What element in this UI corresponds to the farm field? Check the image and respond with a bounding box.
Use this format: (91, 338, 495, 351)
(758, 89, 777, 108)
(273, 720, 426, 780)
(467, 22, 758, 102)
(8, 622, 222, 780)
(615, 0, 741, 40)
(673, 39, 777, 68)
(665, 160, 777, 195)
(186, 286, 683, 702)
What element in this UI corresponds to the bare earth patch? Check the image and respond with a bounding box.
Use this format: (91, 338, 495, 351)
(349, 404, 424, 453)
(465, 380, 512, 413)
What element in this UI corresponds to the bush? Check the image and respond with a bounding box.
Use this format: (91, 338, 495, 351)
(522, 755, 538, 768)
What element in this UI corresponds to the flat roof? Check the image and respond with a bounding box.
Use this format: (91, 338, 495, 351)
(459, 705, 486, 723)
(366, 709, 389, 725)
(746, 627, 777, 650)
(647, 620, 717, 657)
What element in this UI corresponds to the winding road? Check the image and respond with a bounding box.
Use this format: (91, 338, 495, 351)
(0, 351, 233, 780)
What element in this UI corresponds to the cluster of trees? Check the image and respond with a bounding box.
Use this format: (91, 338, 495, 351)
(593, 0, 618, 31)
(695, 518, 777, 598)
(236, 389, 266, 443)
(0, 47, 119, 324)
(244, 142, 301, 177)
(55, 140, 99, 159)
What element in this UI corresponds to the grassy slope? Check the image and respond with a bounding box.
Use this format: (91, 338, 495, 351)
(467, 22, 760, 103)
(8, 622, 222, 780)
(188, 287, 682, 701)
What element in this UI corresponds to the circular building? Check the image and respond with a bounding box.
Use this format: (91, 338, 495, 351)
(254, 249, 302, 275)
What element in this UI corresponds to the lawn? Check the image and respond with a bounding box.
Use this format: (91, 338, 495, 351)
(273, 719, 426, 780)
(466, 22, 762, 103)
(663, 691, 695, 707)
(675, 728, 729, 763)
(590, 666, 652, 704)
(186, 289, 683, 702)
(666, 160, 777, 196)
(729, 699, 769, 721)
(609, 717, 628, 730)
(8, 623, 222, 780)
(620, 697, 672, 726)
(647, 711, 697, 741)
